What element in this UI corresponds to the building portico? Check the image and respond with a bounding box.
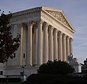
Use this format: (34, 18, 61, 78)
(19, 21, 74, 66)
(3, 7, 75, 76)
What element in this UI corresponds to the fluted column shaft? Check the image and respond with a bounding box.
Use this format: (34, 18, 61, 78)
(54, 29, 58, 60)
(63, 35, 67, 61)
(34, 28, 38, 65)
(59, 32, 62, 61)
(20, 24, 23, 65)
(57, 33, 59, 60)
(70, 38, 72, 54)
(37, 21, 43, 65)
(67, 37, 70, 56)
(49, 27, 53, 61)
(43, 23, 48, 63)
(28, 22, 33, 65)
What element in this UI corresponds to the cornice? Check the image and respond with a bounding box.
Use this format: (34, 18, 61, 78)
(41, 7, 62, 12)
(61, 11, 75, 32)
(11, 6, 75, 33)
(12, 7, 42, 18)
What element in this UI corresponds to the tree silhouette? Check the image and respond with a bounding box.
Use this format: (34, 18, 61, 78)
(0, 12, 20, 63)
(38, 60, 75, 75)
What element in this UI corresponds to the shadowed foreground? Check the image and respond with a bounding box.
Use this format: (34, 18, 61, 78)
(24, 74, 87, 84)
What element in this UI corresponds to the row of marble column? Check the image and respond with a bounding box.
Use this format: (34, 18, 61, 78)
(20, 21, 73, 66)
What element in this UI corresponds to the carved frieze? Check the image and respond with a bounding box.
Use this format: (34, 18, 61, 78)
(45, 10, 71, 28)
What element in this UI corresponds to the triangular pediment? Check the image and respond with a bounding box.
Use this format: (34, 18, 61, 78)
(42, 8, 74, 30)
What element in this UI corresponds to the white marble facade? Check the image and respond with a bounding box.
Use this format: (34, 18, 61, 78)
(4, 7, 75, 76)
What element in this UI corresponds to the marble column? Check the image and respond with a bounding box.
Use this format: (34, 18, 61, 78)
(15, 24, 21, 66)
(34, 27, 38, 65)
(37, 21, 43, 65)
(27, 22, 33, 66)
(67, 37, 70, 56)
(57, 32, 59, 60)
(63, 34, 67, 61)
(66, 36, 70, 58)
(22, 24, 27, 66)
(43, 22, 48, 63)
(70, 38, 72, 55)
(49, 26, 54, 61)
(54, 29, 58, 60)
(62, 34, 64, 61)
(32, 25, 37, 65)
(20, 23, 24, 65)
(59, 31, 63, 61)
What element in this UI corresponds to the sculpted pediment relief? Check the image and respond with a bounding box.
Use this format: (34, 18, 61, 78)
(45, 10, 72, 29)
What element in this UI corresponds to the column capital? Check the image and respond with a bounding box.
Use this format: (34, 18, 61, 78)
(19, 23, 24, 27)
(28, 21, 36, 26)
(58, 31, 63, 36)
(63, 34, 66, 39)
(37, 20, 43, 29)
(66, 35, 70, 39)
(49, 26, 54, 33)
(70, 37, 73, 41)
(36, 20, 43, 24)
(53, 28, 58, 33)
(43, 22, 48, 30)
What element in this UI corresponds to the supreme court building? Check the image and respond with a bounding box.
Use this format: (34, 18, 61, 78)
(1, 7, 75, 77)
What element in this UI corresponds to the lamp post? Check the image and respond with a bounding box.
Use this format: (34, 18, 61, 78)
(21, 65, 26, 81)
(21, 65, 25, 76)
(21, 53, 26, 81)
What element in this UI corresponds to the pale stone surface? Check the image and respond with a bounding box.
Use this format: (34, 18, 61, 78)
(1, 7, 75, 77)
(43, 22, 48, 63)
